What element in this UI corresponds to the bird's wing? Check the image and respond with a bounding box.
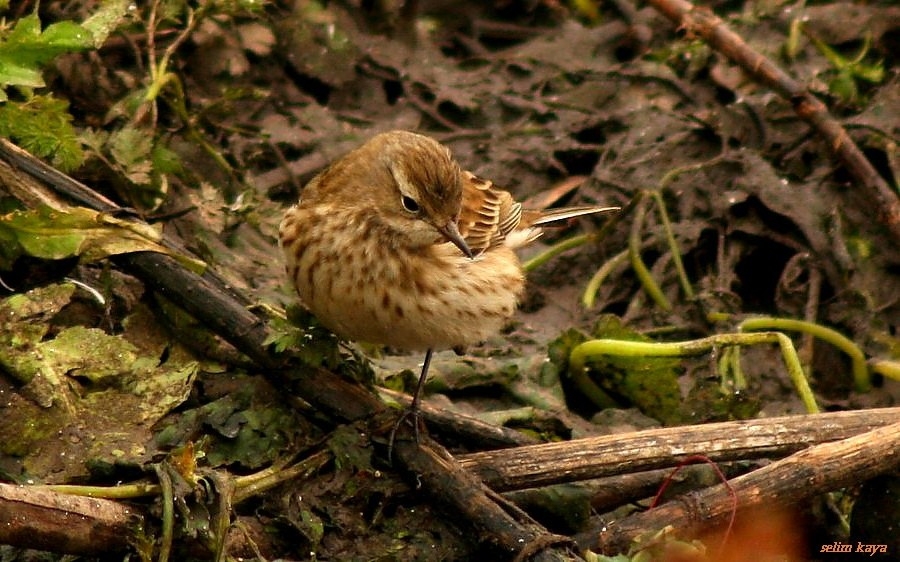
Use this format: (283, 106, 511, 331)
(458, 171, 524, 253)
(457, 171, 620, 254)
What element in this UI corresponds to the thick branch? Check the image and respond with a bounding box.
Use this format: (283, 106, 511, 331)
(581, 420, 900, 554)
(0, 483, 141, 555)
(456, 407, 900, 491)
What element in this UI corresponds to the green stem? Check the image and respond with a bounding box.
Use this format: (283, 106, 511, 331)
(154, 464, 174, 562)
(523, 232, 592, 272)
(650, 190, 694, 300)
(37, 481, 161, 499)
(870, 360, 900, 382)
(772, 332, 819, 413)
(569, 332, 819, 414)
(569, 365, 620, 410)
(739, 316, 870, 392)
(719, 346, 747, 391)
(582, 233, 664, 308)
(581, 246, 630, 308)
(232, 450, 332, 504)
(33, 451, 331, 506)
(630, 193, 672, 311)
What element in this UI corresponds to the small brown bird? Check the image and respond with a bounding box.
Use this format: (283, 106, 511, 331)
(279, 131, 617, 439)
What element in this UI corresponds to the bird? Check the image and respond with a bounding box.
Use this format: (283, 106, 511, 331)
(279, 130, 617, 444)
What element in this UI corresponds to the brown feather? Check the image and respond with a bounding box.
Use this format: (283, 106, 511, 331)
(458, 171, 617, 254)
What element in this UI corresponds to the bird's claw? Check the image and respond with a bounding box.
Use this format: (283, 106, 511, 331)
(386, 407, 424, 463)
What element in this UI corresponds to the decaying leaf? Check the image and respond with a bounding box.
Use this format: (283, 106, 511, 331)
(0, 205, 205, 272)
(0, 283, 199, 482)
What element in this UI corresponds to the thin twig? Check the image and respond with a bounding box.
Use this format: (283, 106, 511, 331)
(646, 0, 900, 249)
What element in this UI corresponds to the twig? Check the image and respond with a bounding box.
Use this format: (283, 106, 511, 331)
(646, 0, 900, 250)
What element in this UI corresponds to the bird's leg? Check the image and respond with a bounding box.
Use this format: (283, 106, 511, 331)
(408, 348, 433, 422)
(387, 348, 434, 459)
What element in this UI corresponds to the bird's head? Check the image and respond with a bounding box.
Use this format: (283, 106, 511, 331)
(370, 131, 473, 257)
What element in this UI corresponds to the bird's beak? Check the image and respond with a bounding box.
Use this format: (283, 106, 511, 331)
(439, 222, 474, 259)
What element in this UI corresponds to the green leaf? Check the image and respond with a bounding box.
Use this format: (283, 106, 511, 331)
(0, 205, 206, 273)
(41, 325, 138, 384)
(80, 0, 132, 48)
(264, 304, 342, 368)
(159, 390, 300, 469)
(0, 57, 44, 88)
(39, 20, 93, 50)
(109, 125, 154, 185)
(585, 316, 684, 424)
(0, 14, 93, 89)
(0, 283, 199, 473)
(327, 425, 373, 472)
(557, 315, 685, 424)
(152, 142, 183, 175)
(94, 125, 176, 210)
(0, 95, 84, 171)
(0, 283, 76, 384)
(299, 509, 325, 545)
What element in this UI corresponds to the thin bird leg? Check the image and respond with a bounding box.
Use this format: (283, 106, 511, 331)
(387, 348, 434, 459)
(408, 348, 434, 417)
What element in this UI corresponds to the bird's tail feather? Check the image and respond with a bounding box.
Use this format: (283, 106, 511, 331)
(528, 205, 619, 226)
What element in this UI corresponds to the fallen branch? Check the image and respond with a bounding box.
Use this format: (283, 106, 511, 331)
(580, 420, 900, 554)
(0, 483, 142, 555)
(379, 387, 541, 449)
(646, 0, 900, 250)
(457, 407, 900, 491)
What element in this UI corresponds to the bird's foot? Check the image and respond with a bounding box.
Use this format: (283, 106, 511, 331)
(386, 406, 425, 463)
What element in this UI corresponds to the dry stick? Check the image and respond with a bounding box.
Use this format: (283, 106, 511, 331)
(456, 407, 900, 492)
(0, 143, 568, 561)
(584, 462, 761, 514)
(646, 0, 900, 248)
(252, 150, 329, 194)
(0, 483, 140, 555)
(581, 420, 900, 554)
(6, 407, 894, 556)
(390, 437, 572, 560)
(379, 387, 541, 449)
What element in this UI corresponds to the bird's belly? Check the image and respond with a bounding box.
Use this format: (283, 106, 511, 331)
(291, 238, 525, 350)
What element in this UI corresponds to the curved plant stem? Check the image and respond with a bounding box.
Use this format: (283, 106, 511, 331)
(569, 365, 620, 410)
(569, 332, 820, 414)
(37, 481, 161, 498)
(719, 345, 747, 391)
(154, 463, 174, 562)
(870, 360, 900, 382)
(630, 192, 672, 311)
(581, 246, 630, 308)
(523, 232, 592, 272)
(739, 316, 870, 392)
(232, 449, 332, 504)
(771, 331, 819, 413)
(649, 190, 694, 300)
(36, 449, 333, 507)
(582, 233, 666, 308)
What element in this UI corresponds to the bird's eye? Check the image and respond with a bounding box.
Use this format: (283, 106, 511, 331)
(401, 195, 421, 213)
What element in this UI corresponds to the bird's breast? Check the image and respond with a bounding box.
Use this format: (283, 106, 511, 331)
(281, 207, 525, 350)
